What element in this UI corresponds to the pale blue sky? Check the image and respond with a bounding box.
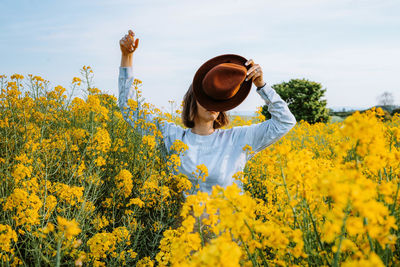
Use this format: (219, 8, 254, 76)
(1, 0, 399, 113)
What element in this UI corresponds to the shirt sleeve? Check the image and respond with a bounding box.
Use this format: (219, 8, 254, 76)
(118, 66, 184, 141)
(231, 83, 297, 157)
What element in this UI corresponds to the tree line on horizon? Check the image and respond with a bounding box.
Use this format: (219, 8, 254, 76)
(261, 79, 399, 123)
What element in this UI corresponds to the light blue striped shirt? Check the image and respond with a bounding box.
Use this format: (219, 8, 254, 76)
(118, 66, 296, 197)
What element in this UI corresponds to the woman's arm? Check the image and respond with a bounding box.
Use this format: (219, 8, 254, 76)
(231, 83, 297, 157)
(121, 53, 133, 67)
(230, 59, 296, 158)
(118, 30, 184, 141)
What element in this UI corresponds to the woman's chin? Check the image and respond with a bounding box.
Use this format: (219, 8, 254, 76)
(208, 111, 219, 117)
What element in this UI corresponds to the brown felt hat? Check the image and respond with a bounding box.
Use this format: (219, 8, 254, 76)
(192, 54, 253, 112)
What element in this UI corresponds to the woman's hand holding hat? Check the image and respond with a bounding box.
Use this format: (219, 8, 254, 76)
(245, 59, 265, 88)
(120, 29, 139, 56)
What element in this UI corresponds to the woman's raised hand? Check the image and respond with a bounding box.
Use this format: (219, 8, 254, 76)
(120, 29, 139, 56)
(245, 58, 265, 88)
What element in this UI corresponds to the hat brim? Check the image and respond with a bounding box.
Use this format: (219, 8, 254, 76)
(192, 54, 253, 112)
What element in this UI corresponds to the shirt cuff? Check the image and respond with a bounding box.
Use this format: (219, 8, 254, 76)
(256, 83, 274, 103)
(256, 82, 266, 90)
(119, 66, 134, 79)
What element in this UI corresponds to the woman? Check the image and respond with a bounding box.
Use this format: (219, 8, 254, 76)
(118, 29, 297, 232)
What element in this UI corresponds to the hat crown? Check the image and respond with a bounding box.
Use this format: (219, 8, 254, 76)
(192, 54, 252, 112)
(202, 63, 247, 100)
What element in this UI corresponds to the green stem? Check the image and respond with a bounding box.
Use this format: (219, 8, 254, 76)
(304, 201, 330, 266)
(391, 182, 400, 214)
(198, 216, 205, 247)
(239, 235, 258, 267)
(56, 236, 63, 267)
(280, 166, 298, 228)
(332, 204, 350, 267)
(363, 217, 375, 252)
(243, 219, 269, 267)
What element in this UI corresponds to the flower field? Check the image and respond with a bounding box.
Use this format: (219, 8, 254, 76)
(1, 67, 399, 266)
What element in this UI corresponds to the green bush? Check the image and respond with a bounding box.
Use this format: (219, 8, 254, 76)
(262, 79, 329, 124)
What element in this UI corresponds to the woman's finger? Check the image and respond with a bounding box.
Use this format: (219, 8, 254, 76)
(120, 39, 128, 48)
(245, 58, 254, 67)
(121, 38, 128, 47)
(124, 37, 133, 47)
(246, 64, 259, 75)
(246, 71, 255, 81)
(134, 38, 139, 49)
(246, 65, 260, 81)
(248, 71, 261, 82)
(246, 67, 262, 81)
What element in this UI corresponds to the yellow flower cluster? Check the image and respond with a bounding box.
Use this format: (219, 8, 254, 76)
(87, 227, 131, 266)
(0, 224, 18, 253)
(0, 224, 20, 265)
(3, 188, 42, 228)
(57, 216, 81, 240)
(115, 169, 133, 198)
(157, 183, 306, 266)
(51, 182, 84, 207)
(192, 164, 209, 182)
(1, 67, 399, 266)
(142, 135, 156, 151)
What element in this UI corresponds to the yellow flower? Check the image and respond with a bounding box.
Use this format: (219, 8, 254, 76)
(137, 256, 154, 267)
(127, 197, 145, 208)
(10, 74, 24, 80)
(92, 215, 110, 231)
(0, 224, 18, 253)
(41, 222, 55, 234)
(95, 156, 106, 167)
(3, 188, 42, 227)
(115, 169, 133, 198)
(190, 235, 242, 267)
(51, 182, 84, 206)
(57, 216, 81, 240)
(11, 163, 32, 184)
(72, 77, 82, 85)
(170, 139, 189, 155)
(92, 128, 111, 153)
(192, 164, 209, 182)
(142, 135, 156, 150)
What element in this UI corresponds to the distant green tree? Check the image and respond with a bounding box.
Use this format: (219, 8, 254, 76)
(392, 108, 400, 116)
(261, 78, 329, 124)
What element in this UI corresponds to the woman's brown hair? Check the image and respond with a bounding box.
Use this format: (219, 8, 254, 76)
(181, 84, 229, 129)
